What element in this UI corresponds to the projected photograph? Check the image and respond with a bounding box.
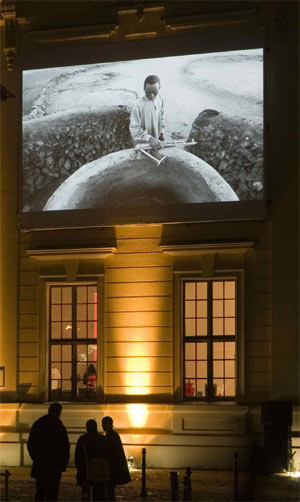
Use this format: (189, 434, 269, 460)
(22, 49, 263, 212)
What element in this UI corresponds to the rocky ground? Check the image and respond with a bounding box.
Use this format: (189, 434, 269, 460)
(0, 467, 299, 502)
(186, 110, 263, 201)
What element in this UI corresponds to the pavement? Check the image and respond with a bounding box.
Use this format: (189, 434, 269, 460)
(0, 467, 299, 502)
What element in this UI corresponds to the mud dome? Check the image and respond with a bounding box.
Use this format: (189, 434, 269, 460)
(22, 105, 133, 211)
(44, 148, 238, 210)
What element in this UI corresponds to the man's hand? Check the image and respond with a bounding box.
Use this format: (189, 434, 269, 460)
(159, 134, 165, 142)
(149, 136, 161, 151)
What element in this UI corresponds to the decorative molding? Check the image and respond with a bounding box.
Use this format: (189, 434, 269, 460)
(0, 0, 29, 71)
(165, 8, 257, 34)
(27, 6, 258, 46)
(0, 84, 15, 101)
(160, 242, 254, 256)
(27, 247, 116, 261)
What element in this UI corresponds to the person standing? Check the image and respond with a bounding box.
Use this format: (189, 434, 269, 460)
(75, 419, 110, 501)
(27, 402, 70, 501)
(102, 416, 131, 501)
(129, 74, 165, 150)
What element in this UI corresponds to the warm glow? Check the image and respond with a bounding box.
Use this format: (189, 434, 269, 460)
(124, 372, 151, 395)
(288, 471, 300, 478)
(127, 404, 148, 427)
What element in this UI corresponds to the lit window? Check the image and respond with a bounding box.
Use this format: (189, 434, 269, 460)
(49, 284, 98, 401)
(183, 280, 236, 400)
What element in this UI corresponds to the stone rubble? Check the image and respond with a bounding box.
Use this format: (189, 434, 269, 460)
(22, 107, 133, 211)
(186, 109, 264, 201)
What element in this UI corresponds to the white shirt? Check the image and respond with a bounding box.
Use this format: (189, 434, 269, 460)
(129, 95, 165, 144)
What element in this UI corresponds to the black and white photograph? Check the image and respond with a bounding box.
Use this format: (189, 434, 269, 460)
(22, 49, 263, 213)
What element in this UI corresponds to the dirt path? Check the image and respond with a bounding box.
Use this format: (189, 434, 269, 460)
(23, 50, 263, 142)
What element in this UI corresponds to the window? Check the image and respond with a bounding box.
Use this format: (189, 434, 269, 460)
(183, 279, 236, 400)
(49, 284, 98, 401)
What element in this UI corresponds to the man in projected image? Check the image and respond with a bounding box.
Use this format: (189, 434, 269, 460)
(129, 74, 165, 150)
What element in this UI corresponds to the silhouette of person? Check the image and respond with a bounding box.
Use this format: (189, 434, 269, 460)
(102, 416, 131, 501)
(27, 402, 70, 501)
(75, 419, 110, 502)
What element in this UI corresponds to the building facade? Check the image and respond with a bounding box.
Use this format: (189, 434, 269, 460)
(0, 0, 299, 470)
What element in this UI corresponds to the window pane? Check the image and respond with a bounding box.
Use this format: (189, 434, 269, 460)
(197, 300, 207, 317)
(61, 322, 72, 339)
(62, 287, 72, 303)
(225, 281, 235, 298)
(213, 380, 225, 396)
(225, 379, 235, 396)
(185, 343, 195, 359)
(197, 282, 207, 299)
(88, 344, 97, 362)
(51, 323, 61, 339)
(88, 322, 97, 339)
(213, 281, 223, 299)
(62, 305, 72, 321)
(213, 318, 223, 335)
(77, 362, 87, 382)
(197, 343, 207, 360)
(77, 304, 86, 321)
(62, 345, 72, 361)
(185, 361, 195, 378)
(51, 346, 61, 361)
(77, 322, 87, 338)
(213, 342, 224, 359)
(197, 361, 207, 378)
(51, 287, 61, 304)
(62, 362, 72, 379)
(185, 379, 196, 396)
(196, 318, 207, 336)
(51, 363, 61, 379)
(77, 345, 87, 362)
(85, 364, 97, 388)
(51, 305, 61, 321)
(213, 300, 223, 317)
(225, 318, 235, 335)
(225, 360, 235, 378)
(225, 342, 235, 359)
(185, 318, 195, 336)
(88, 304, 97, 321)
(213, 360, 224, 378)
(225, 299, 235, 317)
(51, 378, 61, 391)
(88, 286, 97, 303)
(62, 380, 72, 396)
(185, 301, 195, 317)
(185, 282, 196, 300)
(196, 380, 206, 397)
(77, 286, 87, 303)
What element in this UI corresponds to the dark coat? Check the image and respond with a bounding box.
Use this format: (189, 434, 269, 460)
(75, 432, 108, 485)
(27, 414, 70, 478)
(105, 430, 131, 485)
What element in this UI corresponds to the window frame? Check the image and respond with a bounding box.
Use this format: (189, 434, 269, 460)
(45, 279, 104, 402)
(173, 271, 245, 404)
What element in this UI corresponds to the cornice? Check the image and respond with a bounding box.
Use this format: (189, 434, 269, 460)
(27, 247, 116, 261)
(159, 242, 254, 256)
